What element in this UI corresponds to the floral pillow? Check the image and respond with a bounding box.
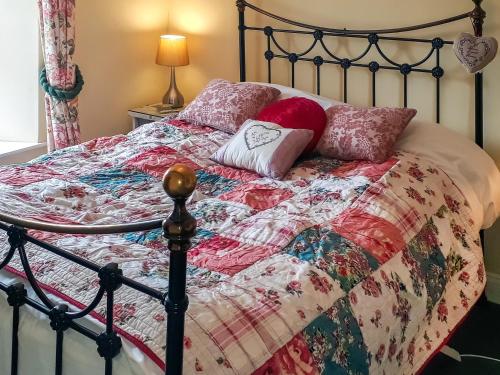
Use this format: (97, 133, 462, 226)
(178, 79, 281, 134)
(211, 119, 313, 180)
(316, 105, 417, 163)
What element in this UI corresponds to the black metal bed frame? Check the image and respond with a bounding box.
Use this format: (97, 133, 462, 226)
(0, 1, 488, 375)
(237, 0, 486, 147)
(0, 165, 197, 375)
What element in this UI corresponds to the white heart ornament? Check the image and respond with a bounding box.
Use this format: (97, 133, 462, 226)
(244, 123, 282, 150)
(453, 32, 498, 74)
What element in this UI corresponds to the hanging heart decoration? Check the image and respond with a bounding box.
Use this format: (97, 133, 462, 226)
(453, 32, 498, 74)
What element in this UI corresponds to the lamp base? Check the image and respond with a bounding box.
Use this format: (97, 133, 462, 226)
(163, 67, 184, 108)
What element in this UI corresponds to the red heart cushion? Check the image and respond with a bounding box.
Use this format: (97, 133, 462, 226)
(257, 97, 327, 153)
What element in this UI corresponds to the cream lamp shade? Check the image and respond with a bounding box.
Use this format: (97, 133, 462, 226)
(156, 35, 189, 67)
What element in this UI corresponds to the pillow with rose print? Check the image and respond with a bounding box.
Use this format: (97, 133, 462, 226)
(316, 105, 417, 163)
(211, 119, 313, 180)
(177, 79, 281, 134)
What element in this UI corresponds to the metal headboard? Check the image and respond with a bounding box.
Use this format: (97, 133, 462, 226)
(236, 0, 486, 148)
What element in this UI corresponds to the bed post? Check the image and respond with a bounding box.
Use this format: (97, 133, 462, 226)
(471, 0, 488, 304)
(162, 164, 197, 375)
(237, 0, 247, 82)
(471, 0, 486, 149)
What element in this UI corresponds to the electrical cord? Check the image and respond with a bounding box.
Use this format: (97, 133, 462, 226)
(460, 354, 500, 363)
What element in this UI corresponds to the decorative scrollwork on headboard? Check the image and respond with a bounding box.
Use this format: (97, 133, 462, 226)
(237, 0, 476, 35)
(236, 0, 486, 148)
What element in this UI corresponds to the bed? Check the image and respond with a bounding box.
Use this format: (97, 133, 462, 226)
(1, 1, 499, 375)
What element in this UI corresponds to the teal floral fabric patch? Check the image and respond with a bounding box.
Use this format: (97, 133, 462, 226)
(304, 297, 370, 374)
(196, 170, 242, 197)
(80, 168, 154, 197)
(285, 226, 379, 293)
(405, 219, 447, 313)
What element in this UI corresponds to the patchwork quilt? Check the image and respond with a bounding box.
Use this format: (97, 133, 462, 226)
(0, 119, 485, 374)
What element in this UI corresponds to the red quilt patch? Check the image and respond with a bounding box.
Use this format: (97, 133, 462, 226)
(206, 165, 260, 183)
(0, 164, 63, 187)
(330, 208, 406, 264)
(125, 146, 200, 178)
(254, 333, 319, 375)
(84, 136, 128, 151)
(209, 302, 281, 352)
(218, 184, 293, 211)
(168, 119, 215, 134)
(189, 236, 280, 275)
(331, 157, 398, 181)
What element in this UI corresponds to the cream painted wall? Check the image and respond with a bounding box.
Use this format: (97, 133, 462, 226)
(168, 0, 500, 273)
(75, 0, 171, 141)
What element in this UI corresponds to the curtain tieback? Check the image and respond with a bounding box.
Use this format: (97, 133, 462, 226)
(39, 65, 84, 102)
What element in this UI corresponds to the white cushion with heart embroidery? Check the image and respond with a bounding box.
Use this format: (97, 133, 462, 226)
(244, 123, 282, 150)
(453, 32, 498, 74)
(211, 119, 314, 180)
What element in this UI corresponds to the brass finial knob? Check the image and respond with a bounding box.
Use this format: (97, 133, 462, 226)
(162, 164, 197, 199)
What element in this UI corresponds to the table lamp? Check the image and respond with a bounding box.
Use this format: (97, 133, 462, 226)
(156, 35, 189, 108)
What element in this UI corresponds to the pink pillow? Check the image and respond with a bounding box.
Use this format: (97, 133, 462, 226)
(256, 97, 327, 153)
(317, 105, 417, 163)
(178, 79, 281, 134)
(211, 119, 313, 180)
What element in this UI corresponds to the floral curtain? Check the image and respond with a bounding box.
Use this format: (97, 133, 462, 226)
(38, 0, 81, 151)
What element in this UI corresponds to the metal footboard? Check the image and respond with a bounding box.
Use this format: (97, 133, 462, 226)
(0, 164, 197, 375)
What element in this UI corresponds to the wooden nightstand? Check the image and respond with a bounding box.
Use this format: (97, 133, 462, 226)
(128, 103, 185, 129)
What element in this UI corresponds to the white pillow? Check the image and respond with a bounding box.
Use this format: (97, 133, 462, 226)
(250, 82, 343, 110)
(211, 119, 313, 180)
(395, 120, 500, 230)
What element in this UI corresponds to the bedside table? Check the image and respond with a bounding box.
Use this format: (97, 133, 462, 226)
(128, 104, 185, 129)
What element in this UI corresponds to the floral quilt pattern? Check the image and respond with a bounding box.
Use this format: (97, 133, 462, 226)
(0, 119, 485, 374)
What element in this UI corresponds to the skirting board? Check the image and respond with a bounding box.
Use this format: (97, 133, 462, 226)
(0, 143, 47, 165)
(486, 272, 500, 305)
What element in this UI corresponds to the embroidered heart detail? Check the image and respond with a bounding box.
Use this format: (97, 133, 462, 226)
(453, 32, 498, 74)
(244, 123, 282, 150)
